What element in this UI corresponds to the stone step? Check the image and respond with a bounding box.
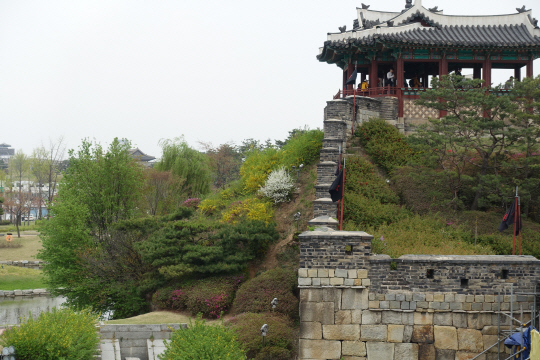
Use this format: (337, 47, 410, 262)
(323, 138, 345, 151)
(316, 161, 338, 184)
(313, 198, 339, 218)
(319, 147, 340, 163)
(307, 216, 339, 230)
(315, 183, 332, 199)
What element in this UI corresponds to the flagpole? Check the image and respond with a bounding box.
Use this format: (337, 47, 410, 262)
(340, 158, 346, 231)
(337, 146, 342, 228)
(513, 186, 518, 255)
(518, 194, 521, 255)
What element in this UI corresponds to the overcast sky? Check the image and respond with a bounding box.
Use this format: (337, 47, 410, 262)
(1, 0, 539, 159)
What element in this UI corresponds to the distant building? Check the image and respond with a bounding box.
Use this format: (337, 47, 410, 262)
(0, 143, 15, 159)
(128, 148, 156, 166)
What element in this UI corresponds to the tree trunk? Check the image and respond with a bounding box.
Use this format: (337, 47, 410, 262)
(16, 214, 20, 238)
(471, 157, 489, 211)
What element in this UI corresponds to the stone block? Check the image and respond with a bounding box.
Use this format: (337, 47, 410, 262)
(418, 344, 436, 360)
(299, 339, 341, 359)
(395, 343, 419, 359)
(412, 325, 434, 344)
(336, 269, 348, 278)
(386, 294, 396, 301)
(351, 310, 362, 324)
(430, 302, 441, 310)
(299, 322, 322, 339)
(482, 303, 491, 311)
(388, 324, 404, 343)
(308, 269, 318, 277)
(402, 312, 414, 326)
(382, 311, 403, 325)
(348, 269, 357, 278)
(362, 279, 371, 286)
(300, 302, 334, 324)
(344, 279, 355, 286)
(467, 313, 491, 330)
(312, 278, 321, 286)
(380, 301, 389, 309)
(298, 268, 308, 277)
(414, 312, 433, 325)
(453, 313, 467, 328)
(330, 277, 344, 286)
(483, 334, 503, 353)
(455, 352, 486, 360)
(336, 310, 352, 325)
(369, 300, 380, 309)
(444, 294, 454, 302)
(321, 278, 330, 286)
(357, 269, 368, 279)
(450, 302, 463, 310)
(426, 293, 434, 302)
(362, 310, 381, 325)
(390, 301, 401, 309)
(323, 324, 360, 341)
(329, 269, 335, 277)
(434, 294, 444, 302)
(401, 301, 410, 310)
(342, 288, 368, 310)
(300, 289, 323, 302)
(396, 294, 406, 301)
(484, 295, 494, 303)
(463, 303, 472, 311)
(323, 288, 341, 308)
(413, 293, 426, 302)
(318, 269, 329, 278)
(417, 301, 429, 309)
(410, 301, 417, 310)
(455, 294, 466, 303)
(457, 329, 483, 351)
(433, 313, 452, 326)
(475, 295, 484, 303)
(342, 357, 366, 360)
(434, 326, 458, 350)
(440, 302, 449, 310)
(342, 340, 367, 357)
(366, 342, 394, 360)
(368, 293, 376, 301)
(360, 325, 387, 342)
(404, 325, 414, 343)
(471, 303, 483, 311)
(298, 277, 312, 286)
(435, 349, 456, 360)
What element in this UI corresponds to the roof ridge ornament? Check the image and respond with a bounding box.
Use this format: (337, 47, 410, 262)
(339, 25, 347, 33)
(428, 6, 442, 13)
(516, 5, 528, 13)
(405, 0, 413, 9)
(361, 3, 370, 9)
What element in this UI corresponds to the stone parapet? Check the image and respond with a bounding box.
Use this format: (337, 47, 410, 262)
(319, 147, 340, 163)
(0, 260, 44, 269)
(315, 184, 331, 199)
(307, 216, 339, 230)
(299, 228, 373, 269)
(316, 161, 338, 185)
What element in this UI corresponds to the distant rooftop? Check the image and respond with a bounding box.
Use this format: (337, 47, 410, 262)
(128, 148, 156, 162)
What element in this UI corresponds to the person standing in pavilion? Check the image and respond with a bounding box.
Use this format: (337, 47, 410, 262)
(387, 69, 395, 87)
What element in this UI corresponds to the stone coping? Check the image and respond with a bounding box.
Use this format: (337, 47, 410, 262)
(299, 230, 373, 239)
(299, 285, 366, 289)
(0, 260, 45, 265)
(397, 254, 540, 263)
(0, 289, 49, 297)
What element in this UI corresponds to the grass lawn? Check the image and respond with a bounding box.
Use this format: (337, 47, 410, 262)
(0, 235, 43, 261)
(106, 311, 229, 325)
(0, 265, 47, 290)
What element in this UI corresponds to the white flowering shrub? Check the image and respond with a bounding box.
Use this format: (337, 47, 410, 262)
(259, 167, 296, 204)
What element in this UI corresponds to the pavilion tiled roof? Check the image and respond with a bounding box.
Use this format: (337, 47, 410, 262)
(324, 24, 540, 49)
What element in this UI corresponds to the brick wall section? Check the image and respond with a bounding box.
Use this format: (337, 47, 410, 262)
(380, 97, 399, 121)
(0, 260, 43, 269)
(299, 230, 373, 269)
(319, 147, 340, 163)
(313, 198, 338, 218)
(316, 162, 338, 185)
(100, 324, 186, 360)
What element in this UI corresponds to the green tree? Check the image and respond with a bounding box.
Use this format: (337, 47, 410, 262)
(39, 138, 145, 312)
(155, 137, 212, 197)
(415, 75, 521, 210)
(7, 150, 30, 236)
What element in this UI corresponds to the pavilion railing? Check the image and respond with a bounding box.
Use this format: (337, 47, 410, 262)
(334, 87, 513, 99)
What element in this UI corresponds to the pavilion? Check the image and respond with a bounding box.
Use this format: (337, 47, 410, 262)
(317, 0, 540, 121)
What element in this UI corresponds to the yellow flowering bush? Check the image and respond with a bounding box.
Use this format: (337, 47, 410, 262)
(221, 198, 274, 224)
(0, 307, 100, 360)
(240, 148, 283, 194)
(160, 316, 246, 360)
(199, 197, 226, 216)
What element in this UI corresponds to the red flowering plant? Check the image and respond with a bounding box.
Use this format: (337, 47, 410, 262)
(182, 198, 201, 209)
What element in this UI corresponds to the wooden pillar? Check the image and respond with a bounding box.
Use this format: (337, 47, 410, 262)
(483, 59, 492, 87)
(526, 59, 534, 79)
(396, 58, 404, 88)
(370, 60, 378, 88)
(441, 58, 448, 76)
(342, 68, 347, 96)
(473, 64, 481, 79)
(346, 63, 354, 92)
(515, 66, 521, 82)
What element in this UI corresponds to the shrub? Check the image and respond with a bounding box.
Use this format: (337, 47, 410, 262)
(240, 147, 283, 194)
(0, 220, 11, 225)
(344, 193, 410, 230)
(161, 316, 247, 360)
(233, 268, 298, 320)
(0, 307, 100, 360)
(226, 312, 295, 359)
(185, 275, 245, 318)
(221, 198, 274, 224)
(259, 167, 296, 204)
(183, 198, 201, 209)
(254, 346, 291, 360)
(199, 197, 226, 216)
(280, 129, 324, 169)
(356, 119, 416, 173)
(345, 156, 399, 204)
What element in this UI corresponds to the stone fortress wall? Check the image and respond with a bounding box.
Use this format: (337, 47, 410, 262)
(301, 98, 540, 360)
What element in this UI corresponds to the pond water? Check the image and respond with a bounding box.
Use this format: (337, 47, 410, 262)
(0, 296, 65, 325)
